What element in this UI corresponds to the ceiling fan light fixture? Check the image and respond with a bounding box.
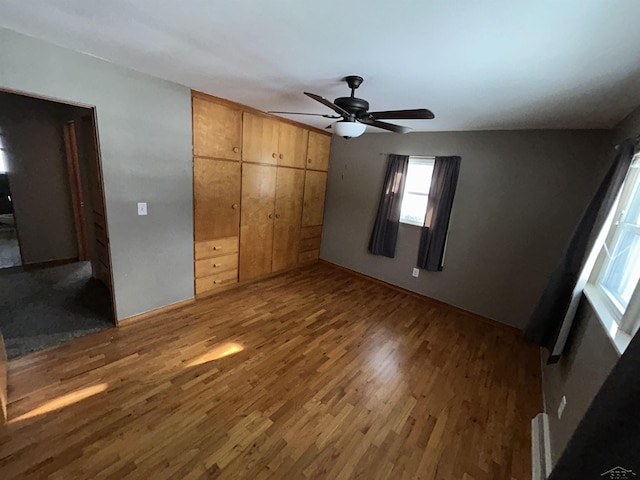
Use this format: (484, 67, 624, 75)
(332, 120, 366, 139)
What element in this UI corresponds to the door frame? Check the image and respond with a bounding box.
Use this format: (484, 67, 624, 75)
(0, 86, 118, 325)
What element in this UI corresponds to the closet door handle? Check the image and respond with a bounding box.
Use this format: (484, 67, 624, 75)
(272, 153, 277, 159)
(233, 147, 240, 153)
(279, 154, 284, 159)
(232, 203, 238, 209)
(268, 213, 273, 219)
(275, 213, 280, 219)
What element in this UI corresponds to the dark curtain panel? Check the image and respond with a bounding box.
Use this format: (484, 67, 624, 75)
(417, 156, 461, 271)
(368, 154, 409, 258)
(548, 331, 640, 479)
(524, 140, 636, 361)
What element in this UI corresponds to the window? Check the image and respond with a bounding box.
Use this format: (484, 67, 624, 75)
(587, 153, 640, 342)
(399, 157, 435, 226)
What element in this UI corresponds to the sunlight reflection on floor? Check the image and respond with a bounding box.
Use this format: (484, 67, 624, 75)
(185, 342, 244, 367)
(9, 383, 109, 423)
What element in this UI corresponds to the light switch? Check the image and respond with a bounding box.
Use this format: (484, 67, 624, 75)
(137, 202, 148, 216)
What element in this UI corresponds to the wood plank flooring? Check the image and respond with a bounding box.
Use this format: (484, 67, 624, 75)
(0, 262, 541, 479)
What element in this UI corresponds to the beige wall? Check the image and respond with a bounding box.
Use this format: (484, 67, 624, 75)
(320, 129, 611, 329)
(0, 27, 194, 320)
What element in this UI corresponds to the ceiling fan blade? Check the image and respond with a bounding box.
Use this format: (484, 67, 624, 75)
(304, 92, 350, 117)
(269, 111, 341, 119)
(366, 108, 435, 120)
(359, 117, 411, 134)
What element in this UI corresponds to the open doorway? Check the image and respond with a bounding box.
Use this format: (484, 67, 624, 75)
(0, 167, 21, 269)
(0, 90, 115, 359)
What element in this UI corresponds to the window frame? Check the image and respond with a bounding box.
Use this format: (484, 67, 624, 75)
(399, 156, 435, 227)
(585, 152, 640, 351)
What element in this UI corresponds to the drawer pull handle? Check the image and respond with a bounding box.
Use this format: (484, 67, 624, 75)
(308, 158, 312, 163)
(213, 246, 222, 250)
(214, 280, 222, 284)
(233, 147, 240, 153)
(214, 263, 222, 267)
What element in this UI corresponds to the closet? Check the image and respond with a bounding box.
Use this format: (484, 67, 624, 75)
(192, 92, 331, 298)
(192, 96, 242, 296)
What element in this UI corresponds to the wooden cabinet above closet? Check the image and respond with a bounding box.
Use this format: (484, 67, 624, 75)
(193, 96, 242, 161)
(306, 131, 331, 171)
(242, 112, 309, 169)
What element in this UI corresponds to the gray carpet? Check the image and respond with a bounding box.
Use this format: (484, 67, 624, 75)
(0, 224, 22, 269)
(0, 261, 114, 359)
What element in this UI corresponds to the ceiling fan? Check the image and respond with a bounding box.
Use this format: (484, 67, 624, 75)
(270, 75, 434, 138)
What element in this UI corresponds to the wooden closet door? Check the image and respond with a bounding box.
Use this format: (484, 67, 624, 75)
(302, 170, 328, 226)
(277, 123, 308, 169)
(194, 158, 241, 241)
(239, 163, 277, 281)
(192, 97, 242, 161)
(242, 112, 279, 165)
(272, 167, 305, 272)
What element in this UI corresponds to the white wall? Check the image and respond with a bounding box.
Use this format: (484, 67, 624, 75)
(0, 27, 194, 319)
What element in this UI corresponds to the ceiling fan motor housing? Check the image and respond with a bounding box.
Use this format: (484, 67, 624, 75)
(334, 96, 369, 117)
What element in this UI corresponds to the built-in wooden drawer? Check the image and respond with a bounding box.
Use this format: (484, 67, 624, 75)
(300, 225, 322, 240)
(298, 249, 319, 264)
(195, 269, 238, 296)
(195, 253, 238, 278)
(195, 236, 239, 260)
(300, 236, 321, 252)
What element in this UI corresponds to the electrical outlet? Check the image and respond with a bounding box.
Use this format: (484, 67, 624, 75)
(137, 202, 148, 216)
(412, 268, 420, 278)
(557, 395, 567, 419)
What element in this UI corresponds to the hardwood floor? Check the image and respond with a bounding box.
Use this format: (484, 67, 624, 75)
(0, 262, 541, 479)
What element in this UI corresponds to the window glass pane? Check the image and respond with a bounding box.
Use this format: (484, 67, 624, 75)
(404, 162, 434, 194)
(400, 192, 429, 226)
(623, 179, 640, 226)
(601, 229, 640, 308)
(399, 157, 435, 226)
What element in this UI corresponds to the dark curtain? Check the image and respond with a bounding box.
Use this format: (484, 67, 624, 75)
(524, 140, 636, 362)
(548, 331, 640, 479)
(368, 154, 409, 258)
(417, 156, 461, 271)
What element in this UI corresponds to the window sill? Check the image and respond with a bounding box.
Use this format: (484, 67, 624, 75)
(399, 222, 424, 228)
(583, 284, 630, 356)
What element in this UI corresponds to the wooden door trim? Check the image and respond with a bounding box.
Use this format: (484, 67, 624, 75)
(81, 111, 118, 326)
(63, 121, 89, 261)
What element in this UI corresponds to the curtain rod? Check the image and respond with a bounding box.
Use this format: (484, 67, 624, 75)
(378, 153, 436, 158)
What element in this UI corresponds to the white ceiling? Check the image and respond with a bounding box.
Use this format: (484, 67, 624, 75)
(1, 0, 640, 132)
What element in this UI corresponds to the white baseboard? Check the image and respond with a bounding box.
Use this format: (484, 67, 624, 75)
(532, 412, 552, 480)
